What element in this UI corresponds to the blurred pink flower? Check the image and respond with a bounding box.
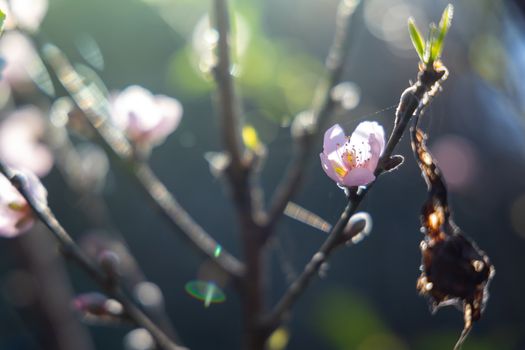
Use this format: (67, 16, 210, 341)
(320, 122, 385, 188)
(0, 0, 48, 32)
(0, 170, 47, 237)
(72, 292, 124, 323)
(0, 31, 39, 86)
(110, 85, 183, 149)
(0, 106, 54, 177)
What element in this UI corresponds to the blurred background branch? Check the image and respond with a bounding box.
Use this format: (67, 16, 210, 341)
(0, 162, 187, 350)
(41, 44, 245, 281)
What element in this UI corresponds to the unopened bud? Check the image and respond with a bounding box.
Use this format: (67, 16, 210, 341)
(204, 152, 230, 178)
(382, 155, 404, 172)
(343, 212, 372, 245)
(291, 110, 316, 139)
(98, 250, 120, 280)
(72, 292, 124, 324)
(318, 262, 330, 279)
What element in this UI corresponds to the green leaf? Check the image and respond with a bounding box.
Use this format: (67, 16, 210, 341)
(0, 9, 5, 32)
(431, 4, 454, 61)
(425, 23, 438, 64)
(408, 17, 425, 62)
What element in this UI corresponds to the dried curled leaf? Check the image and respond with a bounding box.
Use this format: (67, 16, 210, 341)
(411, 127, 494, 350)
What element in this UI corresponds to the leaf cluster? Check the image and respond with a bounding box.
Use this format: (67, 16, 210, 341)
(408, 4, 453, 67)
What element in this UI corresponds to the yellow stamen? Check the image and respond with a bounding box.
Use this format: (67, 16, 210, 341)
(333, 165, 347, 178)
(8, 202, 25, 212)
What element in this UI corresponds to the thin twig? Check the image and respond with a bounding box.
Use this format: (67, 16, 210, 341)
(132, 163, 245, 278)
(263, 65, 448, 332)
(41, 44, 245, 280)
(262, 194, 361, 331)
(264, 0, 363, 237)
(0, 163, 187, 350)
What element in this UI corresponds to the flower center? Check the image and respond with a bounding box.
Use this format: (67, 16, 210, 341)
(342, 141, 371, 169)
(342, 146, 361, 168)
(345, 152, 354, 165)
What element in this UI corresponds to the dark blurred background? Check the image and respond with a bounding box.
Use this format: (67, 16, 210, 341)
(0, 0, 524, 349)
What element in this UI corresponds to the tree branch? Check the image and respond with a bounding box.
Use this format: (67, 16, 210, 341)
(133, 163, 245, 278)
(211, 1, 266, 349)
(0, 163, 187, 350)
(47, 119, 182, 341)
(262, 194, 362, 331)
(41, 44, 245, 280)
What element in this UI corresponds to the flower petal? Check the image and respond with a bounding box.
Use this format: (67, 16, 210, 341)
(0, 174, 23, 206)
(147, 95, 183, 145)
(350, 121, 384, 146)
(366, 132, 384, 171)
(0, 173, 37, 238)
(323, 124, 346, 154)
(110, 86, 183, 148)
(10, 0, 49, 32)
(111, 86, 159, 135)
(320, 153, 341, 183)
(349, 121, 385, 170)
(342, 168, 375, 187)
(0, 31, 39, 85)
(348, 125, 371, 165)
(0, 106, 54, 177)
(369, 122, 385, 155)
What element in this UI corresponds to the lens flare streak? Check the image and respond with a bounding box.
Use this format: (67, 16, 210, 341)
(184, 280, 225, 308)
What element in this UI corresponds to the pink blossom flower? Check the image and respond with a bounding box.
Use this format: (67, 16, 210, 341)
(0, 106, 54, 177)
(0, 0, 48, 32)
(0, 170, 47, 237)
(110, 85, 183, 149)
(320, 122, 385, 187)
(0, 31, 39, 86)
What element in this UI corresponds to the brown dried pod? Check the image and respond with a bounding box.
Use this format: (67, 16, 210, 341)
(411, 125, 495, 350)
